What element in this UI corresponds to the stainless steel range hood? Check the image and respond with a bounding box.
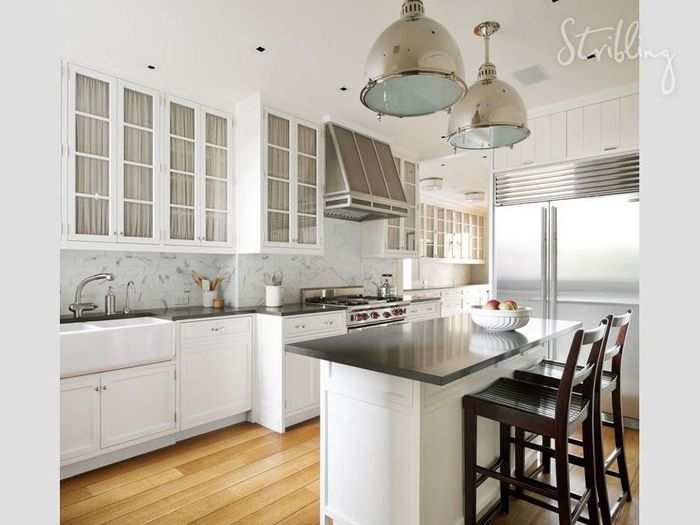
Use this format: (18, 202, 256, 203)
(325, 123, 409, 221)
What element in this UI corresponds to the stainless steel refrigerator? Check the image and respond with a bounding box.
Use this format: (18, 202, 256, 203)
(492, 153, 640, 423)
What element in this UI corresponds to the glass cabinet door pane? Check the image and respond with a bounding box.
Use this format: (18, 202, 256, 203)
(168, 101, 196, 241)
(206, 147, 227, 179)
(268, 114, 290, 148)
(124, 165, 153, 201)
(170, 103, 195, 138)
(124, 127, 153, 165)
(404, 161, 416, 184)
(206, 179, 227, 210)
(76, 74, 109, 117)
(76, 197, 109, 235)
(206, 114, 227, 146)
(268, 212, 290, 242)
(298, 125, 317, 156)
(387, 227, 400, 250)
(170, 207, 195, 240)
(124, 202, 152, 238)
(298, 215, 317, 245)
(205, 211, 227, 242)
(74, 72, 111, 237)
(268, 180, 290, 211)
(297, 185, 317, 214)
(297, 156, 316, 185)
(124, 89, 152, 128)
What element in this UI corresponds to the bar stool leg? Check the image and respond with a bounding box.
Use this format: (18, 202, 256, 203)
(499, 423, 511, 513)
(594, 398, 613, 525)
(463, 404, 478, 525)
(541, 436, 552, 474)
(514, 428, 524, 496)
(582, 413, 601, 525)
(555, 434, 573, 525)
(612, 386, 632, 501)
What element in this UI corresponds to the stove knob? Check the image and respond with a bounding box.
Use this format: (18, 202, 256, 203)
(392, 308, 401, 315)
(350, 314, 356, 322)
(361, 313, 370, 321)
(371, 312, 380, 319)
(383, 311, 391, 318)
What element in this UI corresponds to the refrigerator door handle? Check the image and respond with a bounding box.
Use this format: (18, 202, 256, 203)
(550, 206, 558, 320)
(541, 207, 549, 318)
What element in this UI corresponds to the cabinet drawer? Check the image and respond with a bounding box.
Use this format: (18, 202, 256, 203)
(407, 301, 440, 318)
(181, 317, 252, 340)
(284, 312, 346, 340)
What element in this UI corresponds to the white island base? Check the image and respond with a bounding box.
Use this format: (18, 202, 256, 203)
(318, 347, 546, 525)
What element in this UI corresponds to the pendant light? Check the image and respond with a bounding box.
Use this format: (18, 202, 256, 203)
(361, 0, 467, 119)
(447, 22, 530, 150)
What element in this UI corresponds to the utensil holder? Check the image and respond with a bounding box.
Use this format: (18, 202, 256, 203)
(265, 285, 282, 307)
(202, 290, 217, 307)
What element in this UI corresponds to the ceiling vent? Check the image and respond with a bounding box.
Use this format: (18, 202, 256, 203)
(512, 65, 549, 86)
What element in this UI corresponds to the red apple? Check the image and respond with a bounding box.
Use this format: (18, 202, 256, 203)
(499, 299, 518, 311)
(484, 299, 500, 310)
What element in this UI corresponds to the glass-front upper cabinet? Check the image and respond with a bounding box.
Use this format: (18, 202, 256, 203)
(384, 158, 418, 255)
(67, 67, 116, 241)
(264, 110, 321, 250)
(118, 82, 159, 243)
(165, 98, 232, 246)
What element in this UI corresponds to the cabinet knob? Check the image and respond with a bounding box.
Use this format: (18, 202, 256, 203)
(94, 386, 100, 392)
(102, 385, 107, 390)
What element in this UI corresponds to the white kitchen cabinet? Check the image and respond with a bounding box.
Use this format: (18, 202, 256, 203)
(60, 361, 177, 467)
(620, 94, 639, 150)
(179, 317, 253, 430)
(61, 375, 101, 463)
(255, 311, 347, 433)
(582, 104, 603, 157)
(100, 362, 176, 448)
(285, 353, 320, 418)
(362, 158, 420, 258)
(235, 93, 323, 255)
(519, 130, 536, 166)
(601, 98, 622, 152)
(61, 62, 234, 253)
(165, 98, 233, 247)
(406, 300, 441, 322)
(420, 203, 485, 263)
(566, 107, 585, 159)
(440, 289, 463, 317)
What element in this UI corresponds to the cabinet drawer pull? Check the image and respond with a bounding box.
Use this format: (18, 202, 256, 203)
(604, 146, 618, 151)
(210, 327, 224, 332)
(295, 324, 307, 329)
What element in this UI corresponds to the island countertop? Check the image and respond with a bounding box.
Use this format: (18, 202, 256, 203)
(286, 315, 581, 386)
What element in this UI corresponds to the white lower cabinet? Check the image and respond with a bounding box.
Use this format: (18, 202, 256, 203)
(285, 352, 320, 422)
(406, 300, 441, 322)
(61, 375, 101, 463)
(179, 317, 253, 430)
(255, 311, 346, 433)
(100, 363, 177, 448)
(60, 361, 176, 466)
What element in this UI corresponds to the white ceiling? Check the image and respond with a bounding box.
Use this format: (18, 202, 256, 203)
(65, 0, 638, 161)
(419, 152, 492, 209)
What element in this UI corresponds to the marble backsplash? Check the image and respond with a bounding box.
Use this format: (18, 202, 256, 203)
(60, 219, 398, 315)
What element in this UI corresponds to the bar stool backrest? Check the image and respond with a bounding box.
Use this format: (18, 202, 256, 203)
(555, 318, 612, 426)
(605, 309, 633, 377)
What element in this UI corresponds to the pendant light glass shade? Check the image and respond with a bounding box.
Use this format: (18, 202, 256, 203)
(447, 22, 530, 150)
(361, 0, 467, 118)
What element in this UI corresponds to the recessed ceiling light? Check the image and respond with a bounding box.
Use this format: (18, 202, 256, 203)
(464, 191, 486, 202)
(587, 53, 597, 60)
(512, 65, 549, 86)
(338, 86, 349, 93)
(256, 46, 266, 53)
(147, 65, 157, 70)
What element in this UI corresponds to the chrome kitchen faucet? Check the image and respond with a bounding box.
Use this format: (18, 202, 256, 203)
(69, 273, 114, 318)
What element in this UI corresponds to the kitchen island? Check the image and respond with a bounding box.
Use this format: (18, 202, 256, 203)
(286, 315, 580, 525)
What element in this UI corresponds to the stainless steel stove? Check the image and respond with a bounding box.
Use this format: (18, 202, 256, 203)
(301, 286, 408, 329)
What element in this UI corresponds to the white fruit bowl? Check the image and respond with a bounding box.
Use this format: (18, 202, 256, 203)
(470, 305, 532, 332)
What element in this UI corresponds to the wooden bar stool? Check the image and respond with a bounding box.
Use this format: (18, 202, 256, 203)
(462, 319, 611, 525)
(514, 310, 633, 524)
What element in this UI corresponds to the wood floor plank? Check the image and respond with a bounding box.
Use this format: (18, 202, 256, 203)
(176, 423, 318, 476)
(76, 443, 319, 525)
(61, 469, 183, 523)
(59, 418, 637, 525)
(190, 463, 320, 525)
(61, 423, 270, 504)
(233, 480, 320, 525)
(275, 501, 322, 525)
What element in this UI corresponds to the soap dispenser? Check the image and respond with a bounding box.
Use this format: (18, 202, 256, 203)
(105, 286, 117, 316)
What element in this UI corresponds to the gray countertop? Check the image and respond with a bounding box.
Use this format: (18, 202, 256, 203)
(286, 316, 581, 386)
(59, 303, 346, 323)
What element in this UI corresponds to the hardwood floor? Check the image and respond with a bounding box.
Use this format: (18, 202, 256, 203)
(60, 419, 638, 524)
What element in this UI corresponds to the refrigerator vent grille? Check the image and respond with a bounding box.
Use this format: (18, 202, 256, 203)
(494, 153, 639, 206)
